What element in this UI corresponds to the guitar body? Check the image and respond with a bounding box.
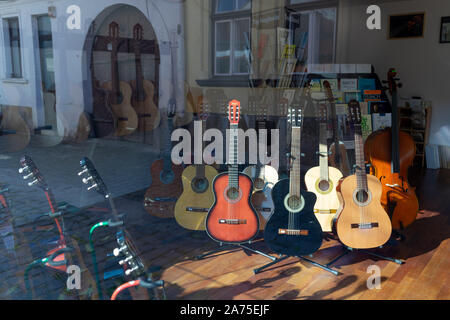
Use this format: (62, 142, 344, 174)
(335, 174, 392, 249)
(206, 173, 259, 244)
(365, 128, 419, 229)
(329, 141, 350, 177)
(304, 166, 343, 232)
(243, 165, 278, 230)
(264, 179, 323, 256)
(102, 80, 138, 136)
(144, 159, 183, 218)
(130, 79, 161, 131)
(174, 165, 218, 230)
(91, 79, 116, 138)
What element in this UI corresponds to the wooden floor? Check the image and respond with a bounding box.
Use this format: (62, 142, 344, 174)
(152, 169, 450, 300)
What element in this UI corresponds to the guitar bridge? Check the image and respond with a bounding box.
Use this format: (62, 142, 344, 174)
(186, 207, 209, 212)
(351, 222, 379, 229)
(254, 207, 272, 212)
(219, 219, 247, 225)
(278, 229, 309, 236)
(314, 209, 337, 214)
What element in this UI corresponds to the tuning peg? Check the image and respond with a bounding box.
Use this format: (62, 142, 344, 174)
(125, 266, 139, 276)
(113, 246, 127, 257)
(87, 183, 98, 191)
(18, 166, 28, 174)
(78, 168, 88, 176)
(82, 176, 93, 184)
(119, 256, 132, 265)
(28, 179, 39, 186)
(23, 173, 33, 180)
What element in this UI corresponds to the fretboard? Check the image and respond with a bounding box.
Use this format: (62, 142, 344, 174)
(228, 124, 239, 188)
(289, 127, 302, 198)
(319, 122, 329, 182)
(354, 124, 368, 191)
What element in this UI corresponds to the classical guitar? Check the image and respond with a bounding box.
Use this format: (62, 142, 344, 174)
(144, 105, 183, 218)
(79, 158, 163, 299)
(305, 102, 343, 232)
(264, 106, 323, 257)
(323, 80, 351, 176)
(243, 96, 278, 230)
(205, 100, 259, 244)
(101, 21, 138, 136)
(334, 100, 392, 249)
(19, 155, 68, 272)
(174, 98, 218, 230)
(130, 23, 160, 132)
(364, 69, 418, 230)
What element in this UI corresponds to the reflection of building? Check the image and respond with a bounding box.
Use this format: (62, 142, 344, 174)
(0, 0, 185, 140)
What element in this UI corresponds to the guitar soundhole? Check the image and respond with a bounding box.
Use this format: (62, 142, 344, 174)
(287, 195, 301, 210)
(160, 170, 175, 185)
(227, 187, 240, 200)
(191, 177, 208, 193)
(318, 180, 330, 192)
(356, 189, 369, 203)
(254, 178, 265, 190)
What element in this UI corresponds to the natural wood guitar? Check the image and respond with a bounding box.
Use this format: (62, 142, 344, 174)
(144, 106, 183, 218)
(130, 23, 160, 132)
(334, 100, 392, 249)
(101, 21, 138, 136)
(175, 100, 218, 230)
(305, 102, 343, 232)
(206, 100, 259, 244)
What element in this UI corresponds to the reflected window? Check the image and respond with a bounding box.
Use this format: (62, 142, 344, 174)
(3, 17, 23, 78)
(214, 0, 251, 75)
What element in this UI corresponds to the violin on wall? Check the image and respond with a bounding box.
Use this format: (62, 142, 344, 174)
(364, 68, 419, 230)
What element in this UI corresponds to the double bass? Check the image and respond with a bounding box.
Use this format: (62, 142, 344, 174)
(364, 68, 418, 230)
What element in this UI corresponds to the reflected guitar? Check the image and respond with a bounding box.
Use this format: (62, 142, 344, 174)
(144, 105, 183, 218)
(130, 23, 161, 132)
(101, 21, 138, 136)
(174, 99, 218, 230)
(364, 68, 418, 230)
(206, 100, 259, 244)
(264, 106, 323, 257)
(334, 101, 392, 249)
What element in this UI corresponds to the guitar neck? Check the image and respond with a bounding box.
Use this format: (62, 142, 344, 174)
(228, 124, 239, 188)
(107, 193, 122, 224)
(319, 122, 329, 182)
(354, 124, 368, 191)
(289, 127, 302, 197)
(110, 43, 120, 104)
(134, 43, 145, 101)
(195, 120, 207, 177)
(43, 188, 59, 214)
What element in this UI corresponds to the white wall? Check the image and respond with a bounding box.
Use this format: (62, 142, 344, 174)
(0, 0, 185, 135)
(337, 0, 450, 147)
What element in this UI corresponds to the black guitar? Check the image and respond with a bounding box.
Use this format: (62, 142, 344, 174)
(264, 106, 323, 256)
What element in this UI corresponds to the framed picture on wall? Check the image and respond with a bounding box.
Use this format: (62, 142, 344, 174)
(388, 13, 425, 39)
(439, 16, 450, 43)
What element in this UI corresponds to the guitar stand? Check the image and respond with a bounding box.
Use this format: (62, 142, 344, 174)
(324, 246, 405, 269)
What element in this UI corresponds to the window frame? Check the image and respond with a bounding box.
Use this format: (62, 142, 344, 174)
(2, 15, 24, 80)
(212, 0, 252, 77)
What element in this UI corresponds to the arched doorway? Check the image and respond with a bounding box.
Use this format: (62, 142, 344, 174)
(84, 4, 160, 138)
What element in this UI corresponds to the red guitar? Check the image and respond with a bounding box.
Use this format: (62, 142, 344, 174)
(205, 100, 259, 244)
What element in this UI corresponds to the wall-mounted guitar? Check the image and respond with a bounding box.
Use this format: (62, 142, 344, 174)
(334, 100, 392, 249)
(264, 106, 323, 256)
(323, 80, 351, 176)
(305, 102, 343, 232)
(206, 100, 259, 244)
(364, 69, 418, 230)
(19, 155, 69, 272)
(174, 98, 218, 230)
(144, 105, 183, 218)
(130, 23, 160, 132)
(243, 96, 278, 230)
(101, 21, 138, 136)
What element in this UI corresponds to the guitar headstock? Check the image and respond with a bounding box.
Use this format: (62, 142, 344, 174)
(386, 67, 402, 95)
(227, 99, 240, 125)
(78, 157, 110, 198)
(322, 80, 335, 103)
(278, 97, 289, 117)
(133, 23, 143, 41)
(287, 106, 303, 128)
(19, 155, 48, 189)
(108, 21, 120, 42)
(113, 230, 146, 279)
(317, 103, 328, 124)
(198, 95, 209, 121)
(348, 100, 362, 125)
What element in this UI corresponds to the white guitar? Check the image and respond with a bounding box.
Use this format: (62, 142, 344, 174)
(305, 102, 343, 232)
